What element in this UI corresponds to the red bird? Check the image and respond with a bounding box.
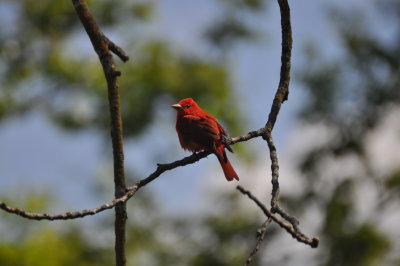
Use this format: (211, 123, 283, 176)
(172, 98, 239, 181)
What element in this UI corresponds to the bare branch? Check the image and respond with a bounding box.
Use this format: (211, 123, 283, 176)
(0, 194, 133, 221)
(237, 186, 319, 248)
(0, 127, 268, 221)
(243, 218, 272, 266)
(0, 121, 267, 219)
(71, 1, 128, 265)
(264, 0, 292, 134)
(228, 127, 267, 144)
(0, 151, 210, 220)
(265, 132, 299, 229)
(101, 33, 130, 62)
(256, 0, 300, 231)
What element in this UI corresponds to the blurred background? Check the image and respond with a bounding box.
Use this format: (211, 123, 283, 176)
(1, 0, 399, 265)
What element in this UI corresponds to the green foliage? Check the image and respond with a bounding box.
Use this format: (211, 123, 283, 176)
(0, 195, 111, 266)
(385, 169, 400, 195)
(323, 179, 354, 236)
(22, 0, 78, 37)
(0, 229, 112, 266)
(322, 180, 390, 266)
(325, 224, 390, 266)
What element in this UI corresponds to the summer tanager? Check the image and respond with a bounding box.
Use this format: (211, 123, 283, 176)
(172, 98, 239, 181)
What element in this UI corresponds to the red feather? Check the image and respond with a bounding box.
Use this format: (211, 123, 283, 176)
(172, 98, 239, 181)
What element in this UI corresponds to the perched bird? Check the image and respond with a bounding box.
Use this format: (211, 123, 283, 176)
(172, 98, 239, 181)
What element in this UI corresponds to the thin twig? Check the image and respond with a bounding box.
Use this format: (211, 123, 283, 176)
(228, 127, 267, 144)
(243, 218, 272, 266)
(101, 33, 130, 62)
(72, 1, 127, 265)
(237, 186, 319, 248)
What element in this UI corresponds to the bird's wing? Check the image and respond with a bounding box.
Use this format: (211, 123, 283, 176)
(181, 115, 219, 139)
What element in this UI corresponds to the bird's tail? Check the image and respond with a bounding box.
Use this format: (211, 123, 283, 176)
(216, 148, 239, 181)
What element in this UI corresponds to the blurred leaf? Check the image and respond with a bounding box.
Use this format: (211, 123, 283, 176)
(21, 0, 78, 37)
(385, 169, 400, 191)
(131, 3, 153, 20)
(0, 229, 113, 266)
(324, 179, 353, 236)
(325, 224, 390, 266)
(205, 16, 255, 48)
(218, 0, 265, 11)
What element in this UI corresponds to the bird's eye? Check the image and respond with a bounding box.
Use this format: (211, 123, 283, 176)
(183, 105, 191, 109)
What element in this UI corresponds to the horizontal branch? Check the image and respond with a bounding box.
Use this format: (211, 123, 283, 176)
(0, 125, 272, 221)
(236, 185, 319, 248)
(0, 193, 133, 221)
(0, 127, 319, 248)
(0, 151, 207, 220)
(229, 128, 267, 144)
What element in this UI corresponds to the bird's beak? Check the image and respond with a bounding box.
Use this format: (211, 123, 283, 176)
(171, 104, 183, 110)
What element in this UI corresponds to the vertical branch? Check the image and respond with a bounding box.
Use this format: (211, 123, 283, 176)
(249, 0, 299, 232)
(72, 1, 127, 265)
(265, 0, 292, 134)
(262, 0, 293, 219)
(265, 132, 280, 210)
(266, 132, 299, 229)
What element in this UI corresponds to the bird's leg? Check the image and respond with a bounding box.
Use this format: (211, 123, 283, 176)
(221, 136, 234, 153)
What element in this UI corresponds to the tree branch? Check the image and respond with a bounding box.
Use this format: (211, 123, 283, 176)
(71, 1, 127, 265)
(243, 218, 272, 266)
(0, 128, 264, 221)
(265, 132, 299, 229)
(237, 3, 316, 256)
(258, 0, 300, 232)
(101, 32, 130, 62)
(0, 195, 133, 221)
(264, 0, 292, 134)
(237, 186, 319, 248)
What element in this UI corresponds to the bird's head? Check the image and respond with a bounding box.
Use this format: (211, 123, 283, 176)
(171, 98, 200, 115)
